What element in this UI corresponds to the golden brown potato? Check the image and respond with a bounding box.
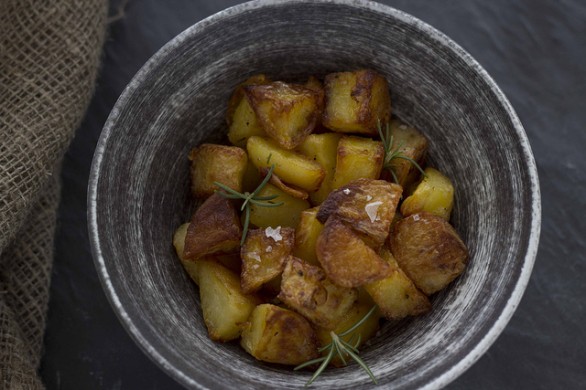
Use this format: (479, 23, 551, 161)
(400, 167, 454, 220)
(332, 136, 384, 189)
(173, 222, 201, 283)
(384, 119, 428, 188)
(247, 136, 325, 192)
(248, 183, 310, 229)
(390, 212, 468, 295)
(293, 207, 323, 266)
(262, 168, 309, 200)
(240, 227, 295, 294)
(297, 133, 342, 205)
(198, 259, 261, 342)
(241, 304, 319, 365)
(322, 69, 391, 135)
(316, 218, 393, 288)
(364, 248, 431, 320)
(315, 301, 380, 367)
(227, 75, 270, 148)
(226, 74, 271, 126)
(317, 178, 402, 249)
(245, 81, 323, 149)
(278, 256, 357, 329)
(189, 144, 248, 198)
(183, 193, 242, 260)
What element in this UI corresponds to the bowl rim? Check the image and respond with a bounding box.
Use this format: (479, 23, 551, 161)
(87, 0, 541, 389)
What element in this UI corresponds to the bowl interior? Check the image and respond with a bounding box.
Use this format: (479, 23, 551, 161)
(89, 2, 539, 389)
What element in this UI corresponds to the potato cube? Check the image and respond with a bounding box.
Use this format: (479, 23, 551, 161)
(384, 119, 428, 188)
(173, 222, 200, 283)
(241, 227, 295, 294)
(293, 207, 323, 266)
(390, 212, 468, 295)
(317, 178, 402, 249)
(278, 256, 357, 329)
(248, 183, 310, 229)
(227, 75, 270, 148)
(197, 259, 261, 342)
(315, 302, 380, 367)
(316, 218, 393, 288)
(322, 69, 391, 135)
(183, 193, 242, 260)
(241, 304, 319, 365)
(332, 136, 384, 189)
(297, 133, 342, 204)
(247, 136, 325, 192)
(364, 248, 431, 320)
(189, 144, 248, 198)
(226, 74, 270, 126)
(263, 169, 309, 200)
(245, 81, 323, 149)
(400, 167, 454, 220)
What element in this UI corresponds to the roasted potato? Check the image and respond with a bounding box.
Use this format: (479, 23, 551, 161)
(316, 218, 393, 288)
(226, 74, 271, 126)
(317, 178, 402, 249)
(248, 183, 310, 228)
(390, 212, 468, 295)
(400, 167, 454, 220)
(241, 227, 295, 293)
(293, 207, 323, 266)
(315, 301, 380, 367)
(332, 136, 384, 189)
(385, 119, 428, 188)
(241, 304, 319, 365)
(197, 259, 261, 342)
(173, 222, 201, 283)
(245, 81, 323, 149)
(322, 69, 391, 135)
(364, 248, 431, 320)
(183, 193, 242, 260)
(227, 75, 270, 148)
(247, 136, 325, 192)
(278, 256, 357, 329)
(189, 144, 248, 198)
(263, 168, 309, 200)
(297, 133, 342, 204)
(242, 160, 263, 193)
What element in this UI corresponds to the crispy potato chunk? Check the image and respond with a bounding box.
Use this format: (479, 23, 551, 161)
(241, 227, 295, 294)
(183, 194, 242, 260)
(322, 69, 391, 135)
(332, 136, 384, 189)
(198, 259, 260, 342)
(390, 212, 468, 295)
(227, 75, 270, 148)
(317, 178, 402, 249)
(293, 207, 323, 266)
(297, 133, 342, 205)
(364, 248, 431, 320)
(248, 184, 310, 228)
(241, 304, 319, 365)
(245, 81, 323, 149)
(189, 144, 248, 198)
(173, 222, 200, 283)
(385, 119, 428, 188)
(401, 167, 454, 220)
(315, 301, 380, 367)
(247, 136, 325, 192)
(278, 256, 357, 329)
(316, 218, 393, 288)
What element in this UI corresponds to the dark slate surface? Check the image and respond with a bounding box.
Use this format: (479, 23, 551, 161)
(40, 1, 586, 389)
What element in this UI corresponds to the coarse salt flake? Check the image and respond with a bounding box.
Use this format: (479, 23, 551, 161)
(265, 226, 283, 242)
(342, 188, 351, 195)
(364, 201, 383, 223)
(413, 214, 420, 221)
(366, 195, 373, 201)
(266, 245, 273, 253)
(249, 252, 261, 262)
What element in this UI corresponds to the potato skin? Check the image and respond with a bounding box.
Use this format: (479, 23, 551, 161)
(322, 69, 391, 135)
(316, 218, 393, 288)
(317, 178, 402, 249)
(241, 304, 319, 365)
(390, 212, 468, 295)
(183, 193, 242, 260)
(189, 144, 248, 198)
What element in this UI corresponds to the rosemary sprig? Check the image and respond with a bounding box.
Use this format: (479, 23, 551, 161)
(377, 120, 426, 184)
(214, 164, 283, 245)
(294, 305, 378, 386)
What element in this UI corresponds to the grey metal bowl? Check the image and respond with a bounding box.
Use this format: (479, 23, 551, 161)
(88, 1, 541, 388)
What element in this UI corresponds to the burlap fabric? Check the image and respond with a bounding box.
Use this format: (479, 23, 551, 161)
(0, 1, 108, 388)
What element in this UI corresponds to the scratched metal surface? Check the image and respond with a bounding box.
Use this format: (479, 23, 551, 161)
(40, 0, 585, 389)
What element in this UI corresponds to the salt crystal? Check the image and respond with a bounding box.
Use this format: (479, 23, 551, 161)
(342, 188, 351, 195)
(366, 195, 373, 201)
(364, 201, 383, 223)
(266, 245, 273, 253)
(249, 252, 261, 262)
(265, 226, 283, 242)
(413, 214, 420, 221)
